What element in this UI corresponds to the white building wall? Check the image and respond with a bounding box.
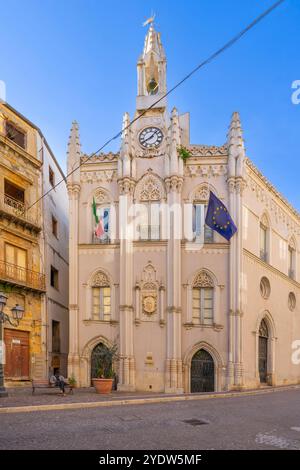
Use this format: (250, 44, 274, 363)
(38, 133, 69, 377)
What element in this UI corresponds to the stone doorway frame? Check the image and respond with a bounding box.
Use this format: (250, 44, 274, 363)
(183, 341, 224, 393)
(254, 310, 277, 386)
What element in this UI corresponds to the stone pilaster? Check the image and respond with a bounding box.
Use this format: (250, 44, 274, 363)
(165, 175, 184, 393)
(117, 177, 136, 391)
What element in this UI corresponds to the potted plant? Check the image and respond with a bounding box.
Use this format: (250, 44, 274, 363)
(92, 343, 118, 394)
(68, 374, 77, 389)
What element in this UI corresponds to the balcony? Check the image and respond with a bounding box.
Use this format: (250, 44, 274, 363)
(0, 260, 46, 292)
(0, 192, 41, 233)
(139, 225, 160, 241)
(92, 233, 111, 244)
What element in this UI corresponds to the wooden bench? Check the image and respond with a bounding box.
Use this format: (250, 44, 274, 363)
(32, 379, 74, 395)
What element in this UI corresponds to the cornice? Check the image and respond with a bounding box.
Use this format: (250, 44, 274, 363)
(133, 240, 168, 249)
(79, 243, 120, 252)
(243, 248, 300, 289)
(245, 158, 300, 223)
(182, 242, 229, 253)
(0, 134, 42, 169)
(187, 144, 228, 157)
(80, 152, 119, 163)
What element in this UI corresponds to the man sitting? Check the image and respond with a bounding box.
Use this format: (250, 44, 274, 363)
(50, 370, 67, 396)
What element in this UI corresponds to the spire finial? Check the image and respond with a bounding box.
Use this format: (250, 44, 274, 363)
(142, 13, 156, 27)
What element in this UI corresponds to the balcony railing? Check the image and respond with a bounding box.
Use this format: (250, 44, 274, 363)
(0, 260, 46, 292)
(139, 225, 160, 241)
(0, 192, 40, 231)
(92, 233, 111, 244)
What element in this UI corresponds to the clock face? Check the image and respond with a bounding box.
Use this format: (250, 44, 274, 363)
(139, 127, 163, 149)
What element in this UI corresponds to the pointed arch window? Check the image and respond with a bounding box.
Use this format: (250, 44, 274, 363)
(91, 272, 111, 321)
(92, 190, 111, 244)
(192, 272, 214, 325)
(260, 215, 269, 262)
(147, 78, 159, 95)
(288, 242, 296, 280)
(135, 173, 164, 241)
(193, 203, 214, 243)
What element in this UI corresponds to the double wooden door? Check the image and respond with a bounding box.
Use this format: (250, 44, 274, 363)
(4, 329, 30, 380)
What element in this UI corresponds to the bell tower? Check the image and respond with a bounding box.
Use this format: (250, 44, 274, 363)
(136, 21, 167, 112)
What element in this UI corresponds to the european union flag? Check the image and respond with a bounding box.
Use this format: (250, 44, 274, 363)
(205, 191, 237, 241)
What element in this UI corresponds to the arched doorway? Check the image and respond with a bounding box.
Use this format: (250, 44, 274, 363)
(259, 319, 269, 383)
(91, 343, 112, 384)
(191, 349, 214, 392)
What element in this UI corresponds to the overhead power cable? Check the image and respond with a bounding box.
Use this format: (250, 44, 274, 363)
(27, 0, 286, 212)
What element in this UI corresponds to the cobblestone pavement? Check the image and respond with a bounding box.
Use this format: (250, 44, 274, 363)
(1, 389, 300, 449)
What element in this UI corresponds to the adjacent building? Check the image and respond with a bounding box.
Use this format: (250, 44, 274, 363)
(67, 24, 300, 392)
(0, 102, 69, 382)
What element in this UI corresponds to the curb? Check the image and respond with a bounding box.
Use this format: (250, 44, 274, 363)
(0, 384, 299, 414)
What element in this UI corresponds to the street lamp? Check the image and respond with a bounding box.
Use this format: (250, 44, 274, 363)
(0, 292, 25, 397)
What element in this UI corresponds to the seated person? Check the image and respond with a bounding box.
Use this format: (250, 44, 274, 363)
(50, 370, 67, 395)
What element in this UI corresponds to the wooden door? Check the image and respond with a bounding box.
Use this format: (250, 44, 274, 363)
(4, 329, 30, 380)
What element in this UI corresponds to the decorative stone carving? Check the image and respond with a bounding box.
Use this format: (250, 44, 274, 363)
(187, 144, 228, 157)
(192, 183, 209, 202)
(118, 177, 136, 195)
(92, 271, 110, 287)
(94, 188, 110, 204)
(135, 171, 165, 201)
(184, 164, 227, 178)
(139, 262, 160, 318)
(193, 271, 214, 288)
(80, 152, 118, 163)
(143, 295, 157, 314)
(81, 170, 117, 183)
(164, 175, 183, 193)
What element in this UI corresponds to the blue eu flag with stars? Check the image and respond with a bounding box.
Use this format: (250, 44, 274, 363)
(205, 191, 237, 241)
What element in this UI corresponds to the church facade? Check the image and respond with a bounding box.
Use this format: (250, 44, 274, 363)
(67, 24, 300, 393)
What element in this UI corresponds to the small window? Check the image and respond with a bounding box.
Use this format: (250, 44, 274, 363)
(5, 121, 26, 149)
(52, 216, 58, 238)
(49, 166, 55, 187)
(50, 266, 59, 290)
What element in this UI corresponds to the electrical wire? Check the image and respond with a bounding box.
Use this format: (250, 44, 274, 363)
(27, 0, 286, 212)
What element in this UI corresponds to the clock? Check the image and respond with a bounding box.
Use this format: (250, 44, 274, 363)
(139, 127, 163, 149)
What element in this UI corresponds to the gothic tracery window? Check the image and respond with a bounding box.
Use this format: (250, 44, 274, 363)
(192, 271, 214, 325)
(192, 184, 213, 243)
(91, 271, 111, 321)
(135, 173, 164, 241)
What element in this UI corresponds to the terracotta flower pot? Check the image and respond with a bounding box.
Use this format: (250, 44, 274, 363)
(92, 378, 113, 394)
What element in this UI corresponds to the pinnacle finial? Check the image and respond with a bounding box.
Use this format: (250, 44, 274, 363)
(227, 111, 243, 145)
(67, 120, 81, 157)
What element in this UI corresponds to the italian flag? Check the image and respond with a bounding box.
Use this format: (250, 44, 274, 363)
(92, 197, 104, 238)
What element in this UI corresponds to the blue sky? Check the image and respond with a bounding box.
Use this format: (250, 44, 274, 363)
(0, 0, 299, 209)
